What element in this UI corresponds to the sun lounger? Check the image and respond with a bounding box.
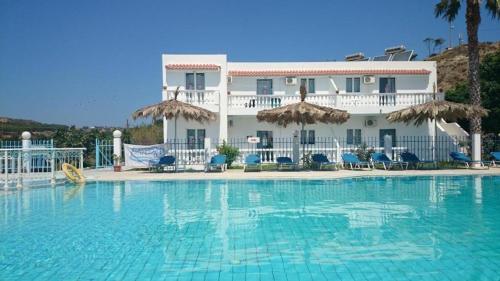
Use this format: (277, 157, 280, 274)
(206, 154, 227, 172)
(490, 152, 500, 167)
(276, 156, 297, 171)
(244, 154, 262, 172)
(371, 152, 408, 170)
(311, 154, 338, 170)
(400, 152, 434, 169)
(150, 155, 176, 172)
(341, 153, 372, 170)
(450, 152, 488, 169)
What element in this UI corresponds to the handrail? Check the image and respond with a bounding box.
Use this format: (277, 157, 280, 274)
(0, 147, 86, 152)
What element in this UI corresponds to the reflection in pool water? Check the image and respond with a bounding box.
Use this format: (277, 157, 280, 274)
(0, 176, 499, 280)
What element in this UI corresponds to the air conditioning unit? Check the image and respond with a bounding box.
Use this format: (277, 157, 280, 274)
(364, 117, 377, 128)
(285, 77, 297, 85)
(227, 76, 233, 84)
(363, 75, 375, 84)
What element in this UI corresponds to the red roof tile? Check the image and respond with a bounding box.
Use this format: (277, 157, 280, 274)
(166, 64, 220, 71)
(228, 69, 431, 77)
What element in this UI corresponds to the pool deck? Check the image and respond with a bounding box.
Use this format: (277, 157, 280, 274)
(86, 167, 500, 181)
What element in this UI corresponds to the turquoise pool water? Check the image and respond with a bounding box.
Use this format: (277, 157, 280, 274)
(0, 176, 499, 280)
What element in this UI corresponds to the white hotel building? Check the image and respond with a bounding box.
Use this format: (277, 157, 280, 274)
(161, 52, 466, 152)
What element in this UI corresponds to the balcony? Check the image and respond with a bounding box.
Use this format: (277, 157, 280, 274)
(227, 93, 443, 115)
(163, 90, 442, 115)
(164, 90, 220, 112)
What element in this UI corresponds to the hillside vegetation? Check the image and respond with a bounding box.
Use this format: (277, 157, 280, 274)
(0, 117, 68, 139)
(425, 41, 500, 92)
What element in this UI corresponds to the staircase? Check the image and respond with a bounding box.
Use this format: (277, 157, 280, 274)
(437, 119, 469, 138)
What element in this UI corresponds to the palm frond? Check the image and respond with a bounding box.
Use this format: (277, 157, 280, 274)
(257, 102, 349, 127)
(485, 0, 500, 18)
(132, 87, 216, 123)
(435, 0, 461, 22)
(386, 100, 488, 126)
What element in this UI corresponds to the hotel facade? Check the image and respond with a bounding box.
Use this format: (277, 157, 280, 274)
(161, 53, 467, 153)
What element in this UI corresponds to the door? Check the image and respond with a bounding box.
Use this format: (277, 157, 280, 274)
(379, 77, 396, 106)
(187, 129, 206, 149)
(257, 130, 273, 161)
(186, 73, 205, 102)
(257, 79, 273, 95)
(379, 129, 396, 147)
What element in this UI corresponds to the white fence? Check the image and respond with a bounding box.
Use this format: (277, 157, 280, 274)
(0, 148, 85, 189)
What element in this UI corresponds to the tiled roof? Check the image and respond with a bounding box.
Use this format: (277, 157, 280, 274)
(165, 64, 220, 70)
(228, 69, 431, 77)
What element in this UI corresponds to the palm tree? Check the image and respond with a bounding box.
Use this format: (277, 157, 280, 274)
(435, 0, 500, 139)
(423, 37, 435, 56)
(433, 37, 446, 53)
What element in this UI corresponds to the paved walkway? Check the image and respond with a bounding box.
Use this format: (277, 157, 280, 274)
(86, 167, 500, 181)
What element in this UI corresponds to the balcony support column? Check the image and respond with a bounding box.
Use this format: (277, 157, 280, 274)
(218, 63, 228, 143)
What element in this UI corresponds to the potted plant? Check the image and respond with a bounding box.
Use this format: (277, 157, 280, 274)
(113, 154, 122, 172)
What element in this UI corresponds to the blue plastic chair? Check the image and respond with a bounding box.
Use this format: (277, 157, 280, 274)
(490, 152, 500, 167)
(450, 152, 488, 169)
(206, 154, 227, 172)
(341, 153, 372, 170)
(276, 156, 297, 171)
(371, 152, 408, 170)
(150, 155, 176, 172)
(311, 154, 338, 170)
(244, 154, 262, 172)
(400, 152, 434, 169)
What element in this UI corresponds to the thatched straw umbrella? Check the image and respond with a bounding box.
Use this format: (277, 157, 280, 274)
(257, 85, 350, 163)
(132, 86, 216, 169)
(386, 93, 487, 163)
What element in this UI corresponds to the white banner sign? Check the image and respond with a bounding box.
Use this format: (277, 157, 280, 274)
(124, 144, 166, 168)
(247, 137, 260, 144)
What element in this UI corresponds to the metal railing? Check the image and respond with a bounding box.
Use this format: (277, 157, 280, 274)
(0, 147, 85, 189)
(0, 139, 53, 149)
(95, 139, 113, 168)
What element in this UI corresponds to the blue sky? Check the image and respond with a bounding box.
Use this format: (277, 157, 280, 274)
(1, 0, 499, 127)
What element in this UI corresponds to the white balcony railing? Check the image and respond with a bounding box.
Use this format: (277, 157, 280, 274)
(227, 92, 443, 114)
(165, 90, 219, 108)
(163, 91, 442, 114)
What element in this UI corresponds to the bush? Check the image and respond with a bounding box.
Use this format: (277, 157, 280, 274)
(216, 141, 239, 167)
(355, 142, 375, 161)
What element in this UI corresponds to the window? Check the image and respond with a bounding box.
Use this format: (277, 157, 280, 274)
(379, 129, 396, 147)
(300, 78, 315, 93)
(186, 73, 205, 90)
(257, 79, 273, 95)
(300, 130, 315, 145)
(379, 77, 396, 93)
(346, 77, 361, 93)
(187, 129, 205, 149)
(347, 129, 362, 145)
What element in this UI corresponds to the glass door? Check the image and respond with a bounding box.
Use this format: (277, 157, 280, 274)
(257, 130, 273, 161)
(379, 129, 396, 147)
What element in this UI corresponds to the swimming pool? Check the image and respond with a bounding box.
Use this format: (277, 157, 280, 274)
(0, 176, 499, 280)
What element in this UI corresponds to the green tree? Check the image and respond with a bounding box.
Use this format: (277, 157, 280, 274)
(446, 51, 500, 134)
(435, 0, 500, 137)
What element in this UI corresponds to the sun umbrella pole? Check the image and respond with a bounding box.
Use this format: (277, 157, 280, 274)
(301, 122, 305, 167)
(174, 116, 178, 171)
(432, 92, 437, 168)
